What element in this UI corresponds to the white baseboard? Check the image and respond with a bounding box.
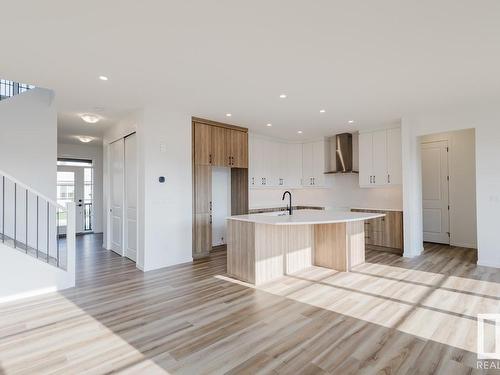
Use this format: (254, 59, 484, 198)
(477, 260, 500, 269)
(450, 242, 477, 249)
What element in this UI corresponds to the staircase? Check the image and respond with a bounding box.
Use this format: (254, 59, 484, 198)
(0, 168, 76, 303)
(0, 79, 34, 101)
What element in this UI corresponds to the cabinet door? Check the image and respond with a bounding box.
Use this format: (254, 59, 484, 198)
(302, 142, 314, 185)
(358, 132, 373, 187)
(248, 134, 257, 187)
(287, 143, 302, 188)
(372, 130, 387, 186)
(312, 140, 325, 186)
(194, 122, 212, 165)
(230, 130, 248, 168)
(387, 128, 402, 185)
(275, 142, 287, 187)
(211, 126, 231, 167)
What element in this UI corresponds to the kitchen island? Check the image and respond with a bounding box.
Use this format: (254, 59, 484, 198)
(227, 210, 385, 285)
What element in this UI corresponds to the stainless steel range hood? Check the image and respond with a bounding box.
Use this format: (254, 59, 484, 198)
(325, 133, 359, 174)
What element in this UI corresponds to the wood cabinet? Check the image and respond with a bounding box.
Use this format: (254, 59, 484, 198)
(351, 208, 403, 252)
(230, 130, 248, 168)
(192, 118, 249, 259)
(194, 120, 248, 168)
(211, 126, 231, 167)
(194, 123, 212, 165)
(359, 127, 402, 187)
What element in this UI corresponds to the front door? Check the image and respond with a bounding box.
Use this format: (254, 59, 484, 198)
(57, 164, 93, 234)
(421, 140, 450, 244)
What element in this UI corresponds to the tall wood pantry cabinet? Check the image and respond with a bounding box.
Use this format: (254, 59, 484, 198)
(192, 118, 249, 259)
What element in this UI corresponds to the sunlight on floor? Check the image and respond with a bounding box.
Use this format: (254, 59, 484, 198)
(218, 261, 500, 354)
(0, 293, 171, 374)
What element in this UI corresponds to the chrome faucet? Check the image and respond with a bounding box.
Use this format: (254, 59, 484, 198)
(282, 191, 293, 215)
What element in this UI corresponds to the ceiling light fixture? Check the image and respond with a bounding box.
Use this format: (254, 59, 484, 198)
(279, 94, 287, 99)
(267, 123, 272, 127)
(348, 120, 354, 123)
(320, 109, 326, 113)
(80, 114, 100, 124)
(226, 113, 232, 117)
(297, 130, 303, 134)
(99, 75, 108, 81)
(78, 136, 93, 143)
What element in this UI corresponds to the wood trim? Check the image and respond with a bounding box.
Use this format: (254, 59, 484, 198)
(192, 117, 248, 133)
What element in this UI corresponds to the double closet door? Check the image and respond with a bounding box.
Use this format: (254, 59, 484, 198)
(109, 133, 138, 262)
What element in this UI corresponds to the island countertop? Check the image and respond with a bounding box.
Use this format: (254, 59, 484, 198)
(228, 209, 385, 226)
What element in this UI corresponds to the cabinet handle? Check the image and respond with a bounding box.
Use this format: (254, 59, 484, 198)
(374, 175, 376, 184)
(209, 215, 212, 224)
(251, 177, 255, 185)
(370, 176, 372, 184)
(209, 201, 212, 211)
(209, 154, 212, 164)
(388, 174, 390, 184)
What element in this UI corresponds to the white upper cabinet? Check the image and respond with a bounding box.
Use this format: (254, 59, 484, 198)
(372, 130, 387, 186)
(301, 142, 314, 186)
(249, 134, 325, 189)
(302, 140, 325, 186)
(387, 128, 402, 185)
(358, 132, 373, 187)
(358, 127, 402, 188)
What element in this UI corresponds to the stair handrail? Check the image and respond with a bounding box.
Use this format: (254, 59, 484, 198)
(0, 168, 64, 210)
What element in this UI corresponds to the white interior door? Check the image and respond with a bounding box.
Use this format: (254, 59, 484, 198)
(422, 140, 450, 244)
(124, 134, 138, 262)
(110, 139, 125, 255)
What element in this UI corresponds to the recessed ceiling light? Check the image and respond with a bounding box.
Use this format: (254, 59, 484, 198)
(320, 109, 326, 113)
(80, 113, 100, 124)
(78, 136, 93, 143)
(99, 75, 108, 81)
(348, 120, 354, 123)
(226, 113, 232, 117)
(279, 94, 287, 99)
(267, 123, 272, 127)
(297, 130, 303, 134)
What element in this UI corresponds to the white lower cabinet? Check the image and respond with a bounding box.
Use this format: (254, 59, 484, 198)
(359, 127, 402, 188)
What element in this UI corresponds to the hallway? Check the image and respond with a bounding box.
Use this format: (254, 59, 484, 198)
(0, 235, 499, 374)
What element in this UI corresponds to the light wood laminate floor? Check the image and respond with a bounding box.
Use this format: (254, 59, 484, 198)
(1, 235, 500, 374)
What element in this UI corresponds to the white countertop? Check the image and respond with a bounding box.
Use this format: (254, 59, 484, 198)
(228, 210, 385, 225)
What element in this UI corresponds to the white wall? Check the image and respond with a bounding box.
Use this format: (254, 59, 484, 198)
(402, 104, 500, 268)
(0, 88, 57, 200)
(421, 129, 477, 248)
(141, 108, 192, 271)
(250, 176, 402, 211)
(103, 108, 192, 272)
(0, 203, 76, 304)
(212, 167, 231, 246)
(58, 143, 104, 233)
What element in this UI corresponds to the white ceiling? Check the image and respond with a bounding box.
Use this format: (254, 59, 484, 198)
(2, 0, 500, 142)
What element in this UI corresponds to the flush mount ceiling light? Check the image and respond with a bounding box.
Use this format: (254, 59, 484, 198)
(319, 109, 326, 113)
(348, 120, 355, 123)
(78, 136, 93, 143)
(267, 123, 272, 127)
(80, 113, 100, 124)
(279, 94, 287, 99)
(297, 130, 303, 134)
(99, 75, 108, 81)
(225, 113, 232, 117)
